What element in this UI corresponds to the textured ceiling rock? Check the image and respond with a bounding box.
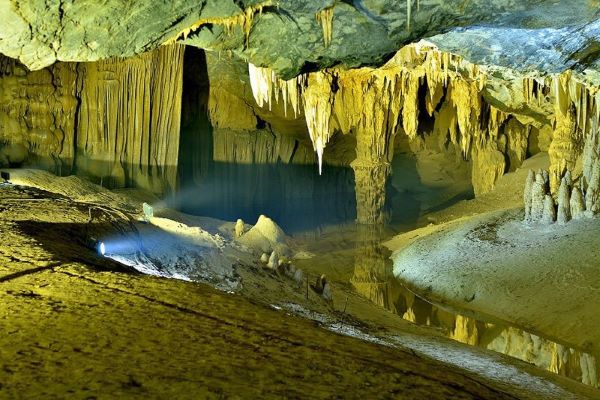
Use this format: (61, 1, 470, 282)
(1, 0, 598, 77)
(428, 17, 600, 74)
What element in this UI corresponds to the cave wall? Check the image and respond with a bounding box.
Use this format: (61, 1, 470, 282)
(246, 42, 599, 223)
(0, 44, 184, 193)
(205, 51, 316, 166)
(1, 39, 597, 225)
(0, 56, 78, 173)
(176, 49, 356, 231)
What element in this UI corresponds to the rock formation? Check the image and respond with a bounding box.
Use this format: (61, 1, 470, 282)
(267, 251, 279, 270)
(235, 219, 245, 238)
(556, 178, 572, 224)
(587, 163, 600, 215)
(524, 167, 598, 224)
(0, 1, 597, 227)
(244, 40, 599, 223)
(571, 187, 586, 220)
(529, 173, 547, 223)
(542, 195, 557, 225)
(2, 1, 598, 80)
(0, 45, 184, 193)
(524, 170, 535, 221)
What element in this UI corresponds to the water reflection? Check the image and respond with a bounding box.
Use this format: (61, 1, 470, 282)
(350, 226, 599, 388)
(175, 162, 356, 233)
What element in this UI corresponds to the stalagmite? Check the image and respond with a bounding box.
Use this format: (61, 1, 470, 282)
(313, 275, 327, 294)
(570, 187, 586, 220)
(267, 251, 279, 270)
(284, 263, 296, 279)
(542, 170, 550, 189)
(530, 173, 547, 222)
(235, 219, 245, 238)
(564, 170, 572, 187)
(524, 170, 535, 221)
(556, 177, 571, 224)
(586, 160, 600, 215)
(293, 268, 305, 287)
(322, 282, 333, 302)
(542, 195, 556, 224)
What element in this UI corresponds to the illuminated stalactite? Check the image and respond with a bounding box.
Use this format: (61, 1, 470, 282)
(246, 41, 599, 222)
(74, 44, 184, 192)
(163, 0, 275, 47)
(0, 45, 185, 193)
(315, 6, 334, 47)
(303, 72, 335, 175)
(248, 63, 306, 118)
(247, 43, 520, 222)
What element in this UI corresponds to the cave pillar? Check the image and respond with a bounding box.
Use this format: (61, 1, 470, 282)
(548, 106, 579, 194)
(351, 125, 395, 225)
(350, 224, 400, 310)
(351, 159, 391, 224)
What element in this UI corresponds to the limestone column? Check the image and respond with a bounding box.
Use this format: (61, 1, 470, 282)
(351, 127, 394, 225)
(548, 105, 579, 194)
(350, 224, 400, 311)
(351, 160, 391, 224)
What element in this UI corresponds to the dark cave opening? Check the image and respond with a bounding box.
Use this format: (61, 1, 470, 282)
(174, 47, 357, 233)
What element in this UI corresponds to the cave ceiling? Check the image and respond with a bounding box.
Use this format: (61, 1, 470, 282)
(0, 0, 598, 78)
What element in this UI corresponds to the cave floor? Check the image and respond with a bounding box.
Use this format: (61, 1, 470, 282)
(0, 174, 598, 399)
(385, 153, 600, 376)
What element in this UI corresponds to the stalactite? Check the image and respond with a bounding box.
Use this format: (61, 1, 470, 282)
(522, 72, 599, 195)
(315, 6, 334, 47)
(75, 44, 185, 192)
(248, 62, 305, 117)
(163, 0, 274, 46)
(0, 46, 184, 192)
(303, 72, 336, 175)
(246, 40, 598, 220)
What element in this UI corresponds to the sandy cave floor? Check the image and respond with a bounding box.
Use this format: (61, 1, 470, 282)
(0, 169, 598, 399)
